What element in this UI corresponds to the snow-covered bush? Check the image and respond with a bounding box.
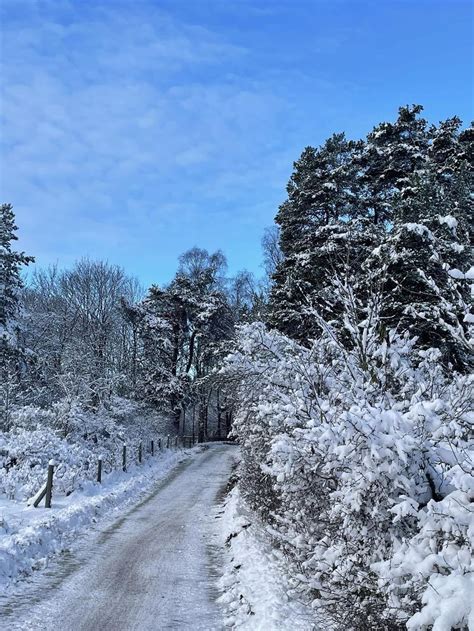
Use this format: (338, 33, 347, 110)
(0, 396, 173, 500)
(376, 371, 474, 630)
(0, 426, 95, 499)
(224, 294, 473, 630)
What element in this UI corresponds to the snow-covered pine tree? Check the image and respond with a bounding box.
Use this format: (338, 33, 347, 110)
(136, 250, 234, 435)
(455, 122, 474, 248)
(429, 117, 473, 245)
(369, 164, 472, 370)
(0, 204, 34, 328)
(428, 116, 463, 185)
(0, 203, 34, 429)
(356, 104, 429, 225)
(458, 120, 474, 169)
(269, 133, 367, 342)
(125, 294, 182, 416)
(367, 114, 473, 369)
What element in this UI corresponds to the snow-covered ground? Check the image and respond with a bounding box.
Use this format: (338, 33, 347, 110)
(0, 443, 237, 631)
(217, 486, 318, 630)
(0, 445, 192, 591)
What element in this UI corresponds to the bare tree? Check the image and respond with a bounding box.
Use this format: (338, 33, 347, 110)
(261, 225, 282, 281)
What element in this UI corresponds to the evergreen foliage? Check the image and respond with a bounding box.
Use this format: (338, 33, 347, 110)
(0, 203, 34, 429)
(269, 105, 473, 368)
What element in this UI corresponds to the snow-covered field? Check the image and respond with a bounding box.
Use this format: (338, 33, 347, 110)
(218, 486, 317, 630)
(0, 445, 193, 591)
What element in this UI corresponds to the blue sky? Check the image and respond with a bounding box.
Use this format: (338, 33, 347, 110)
(1, 0, 473, 287)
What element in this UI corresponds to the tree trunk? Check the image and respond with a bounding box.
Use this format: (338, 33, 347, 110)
(216, 389, 221, 439)
(198, 394, 206, 443)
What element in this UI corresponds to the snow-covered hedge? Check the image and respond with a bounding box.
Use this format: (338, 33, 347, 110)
(224, 313, 473, 630)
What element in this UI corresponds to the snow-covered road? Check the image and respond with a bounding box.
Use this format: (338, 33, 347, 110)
(1, 443, 238, 631)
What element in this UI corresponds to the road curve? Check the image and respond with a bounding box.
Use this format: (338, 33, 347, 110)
(3, 443, 238, 631)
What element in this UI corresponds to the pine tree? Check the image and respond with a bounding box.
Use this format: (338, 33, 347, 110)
(428, 117, 473, 246)
(371, 169, 472, 370)
(455, 122, 474, 246)
(428, 116, 462, 186)
(356, 104, 429, 224)
(0, 204, 34, 327)
(369, 115, 473, 369)
(136, 251, 233, 434)
(269, 134, 376, 342)
(0, 203, 34, 429)
(276, 133, 361, 258)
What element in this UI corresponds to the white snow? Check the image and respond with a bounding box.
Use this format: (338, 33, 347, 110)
(407, 573, 474, 631)
(217, 486, 317, 630)
(449, 266, 474, 280)
(402, 223, 434, 239)
(224, 320, 474, 630)
(0, 447, 193, 590)
(438, 214, 458, 232)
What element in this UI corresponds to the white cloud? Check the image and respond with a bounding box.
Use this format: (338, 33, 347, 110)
(0, 0, 323, 283)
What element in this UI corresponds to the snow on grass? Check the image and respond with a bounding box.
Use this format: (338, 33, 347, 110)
(217, 486, 317, 630)
(0, 447, 196, 590)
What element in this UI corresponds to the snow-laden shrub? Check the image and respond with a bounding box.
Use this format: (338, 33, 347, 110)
(0, 396, 172, 500)
(0, 427, 95, 499)
(375, 372, 474, 631)
(224, 303, 473, 630)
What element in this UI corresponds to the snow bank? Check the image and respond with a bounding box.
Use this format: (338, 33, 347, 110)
(217, 486, 317, 630)
(0, 447, 193, 590)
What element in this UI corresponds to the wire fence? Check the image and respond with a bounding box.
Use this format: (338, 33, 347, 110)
(30, 434, 198, 509)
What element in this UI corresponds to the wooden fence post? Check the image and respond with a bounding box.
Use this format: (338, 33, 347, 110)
(45, 460, 55, 508)
(97, 456, 102, 483)
(166, 435, 170, 449)
(174, 436, 178, 448)
(138, 442, 142, 464)
(158, 437, 162, 450)
(122, 444, 127, 472)
(151, 439, 154, 456)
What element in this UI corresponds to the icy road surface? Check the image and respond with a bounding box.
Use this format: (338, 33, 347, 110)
(1, 443, 238, 631)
